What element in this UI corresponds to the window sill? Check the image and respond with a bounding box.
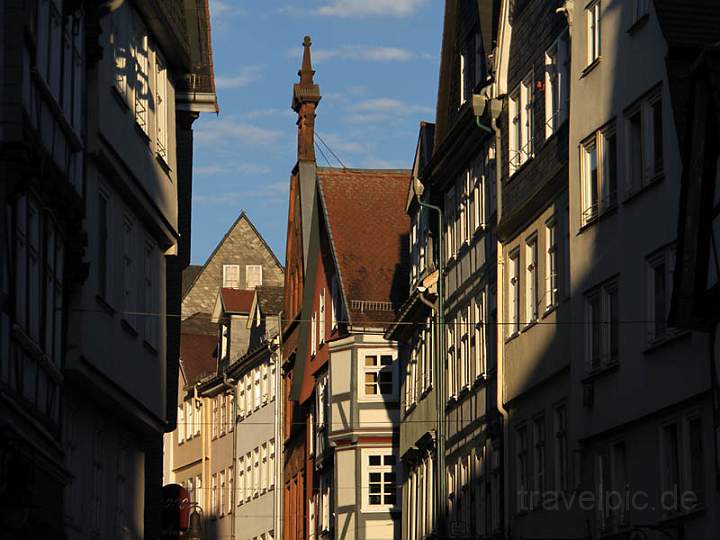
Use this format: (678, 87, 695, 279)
(143, 340, 158, 355)
(541, 304, 558, 319)
(623, 172, 664, 205)
(121, 318, 138, 338)
(95, 294, 115, 316)
(156, 152, 172, 175)
(508, 155, 534, 181)
(644, 329, 691, 354)
(581, 361, 619, 383)
(577, 203, 618, 234)
(627, 13, 649, 34)
(505, 331, 520, 344)
(110, 85, 131, 113)
(580, 57, 601, 78)
(135, 122, 151, 144)
(521, 319, 538, 332)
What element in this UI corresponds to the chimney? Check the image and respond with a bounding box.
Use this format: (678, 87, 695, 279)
(292, 36, 321, 163)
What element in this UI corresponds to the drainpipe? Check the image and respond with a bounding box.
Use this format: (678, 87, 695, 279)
(223, 372, 237, 540)
(491, 112, 511, 538)
(416, 196, 445, 536)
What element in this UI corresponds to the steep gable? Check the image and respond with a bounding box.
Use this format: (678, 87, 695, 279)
(181, 212, 284, 319)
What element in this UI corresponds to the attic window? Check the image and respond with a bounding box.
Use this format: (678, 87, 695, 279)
(246, 265, 263, 289)
(223, 264, 240, 288)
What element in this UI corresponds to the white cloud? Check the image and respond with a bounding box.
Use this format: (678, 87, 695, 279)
(311, 45, 416, 63)
(215, 66, 264, 90)
(210, 0, 243, 18)
(343, 98, 434, 125)
(194, 182, 289, 206)
(195, 118, 283, 147)
(193, 162, 272, 176)
(317, 0, 428, 18)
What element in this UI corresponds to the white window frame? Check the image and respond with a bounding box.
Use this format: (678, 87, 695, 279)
(585, 279, 619, 372)
(544, 30, 569, 138)
(508, 249, 520, 336)
(361, 449, 399, 512)
(155, 48, 169, 162)
(545, 218, 559, 309)
(246, 264, 263, 289)
(311, 311, 317, 356)
(586, 1, 601, 66)
(132, 15, 149, 135)
(581, 124, 617, 225)
(625, 88, 664, 194)
(319, 288, 325, 344)
(360, 350, 398, 402)
(525, 235, 538, 324)
(222, 264, 240, 288)
(647, 244, 676, 343)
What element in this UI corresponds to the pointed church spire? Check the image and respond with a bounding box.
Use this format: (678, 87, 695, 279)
(292, 35, 321, 162)
(299, 36, 315, 86)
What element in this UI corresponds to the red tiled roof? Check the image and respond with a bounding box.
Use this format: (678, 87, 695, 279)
(220, 288, 255, 314)
(180, 333, 217, 385)
(317, 167, 411, 326)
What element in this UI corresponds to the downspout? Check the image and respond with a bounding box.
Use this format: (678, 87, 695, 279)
(223, 372, 237, 540)
(491, 113, 511, 538)
(275, 312, 284, 540)
(416, 197, 445, 535)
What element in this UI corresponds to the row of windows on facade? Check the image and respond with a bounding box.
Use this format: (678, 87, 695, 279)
(580, 87, 664, 225)
(63, 422, 133, 537)
(97, 183, 161, 348)
(309, 282, 341, 356)
(28, 1, 85, 191)
(222, 263, 264, 289)
(446, 444, 502, 539)
(110, 2, 171, 162)
(445, 286, 498, 401)
(507, 216, 563, 337)
(441, 147, 497, 266)
(3, 195, 65, 426)
(515, 407, 704, 533)
(508, 30, 570, 174)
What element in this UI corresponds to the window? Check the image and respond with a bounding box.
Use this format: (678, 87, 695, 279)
(521, 74, 534, 164)
(261, 443, 268, 492)
(261, 364, 269, 403)
(311, 312, 317, 356)
(155, 50, 168, 160)
(460, 310, 470, 390)
(554, 405, 568, 491)
(245, 452, 252, 502)
(98, 189, 111, 300)
(91, 429, 104, 532)
(647, 245, 676, 342)
(660, 414, 705, 515)
(331, 276, 340, 330)
(545, 219, 559, 309)
(219, 470, 226, 516)
(253, 447, 260, 497)
(212, 396, 219, 439)
(239, 376, 246, 418)
(319, 288, 325, 344)
(508, 250, 520, 335)
(596, 441, 627, 532)
(319, 473, 331, 531)
(122, 215, 136, 326)
(473, 159, 484, 232)
(405, 344, 417, 410)
(364, 452, 397, 509)
(143, 241, 157, 347)
(586, 1, 601, 66)
(545, 31, 569, 138)
(178, 405, 185, 443)
(132, 16, 149, 134)
(585, 279, 619, 371)
(525, 235, 538, 323)
(459, 51, 467, 106)
(447, 322, 456, 399)
(223, 264, 240, 288)
(444, 187, 456, 260)
(516, 425, 529, 512)
(254, 368, 261, 409)
(472, 447, 485, 537)
(458, 173, 468, 246)
(228, 466, 234, 512)
(269, 440, 275, 489)
(245, 373, 252, 416)
(363, 354, 395, 398)
(474, 295, 486, 379)
(228, 392, 235, 430)
(509, 88, 522, 174)
(111, 6, 129, 102)
(185, 400, 193, 440)
(632, 0, 649, 24)
(626, 89, 664, 193)
(219, 393, 226, 436)
(532, 417, 545, 507)
(246, 264, 263, 288)
(238, 456, 245, 506)
(211, 473, 218, 516)
(581, 124, 617, 224)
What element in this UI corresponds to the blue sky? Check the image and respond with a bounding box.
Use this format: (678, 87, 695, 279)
(190, 0, 444, 264)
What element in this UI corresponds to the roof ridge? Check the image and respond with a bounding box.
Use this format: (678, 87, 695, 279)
(316, 166, 411, 174)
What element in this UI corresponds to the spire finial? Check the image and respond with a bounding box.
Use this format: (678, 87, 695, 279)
(299, 35, 315, 85)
